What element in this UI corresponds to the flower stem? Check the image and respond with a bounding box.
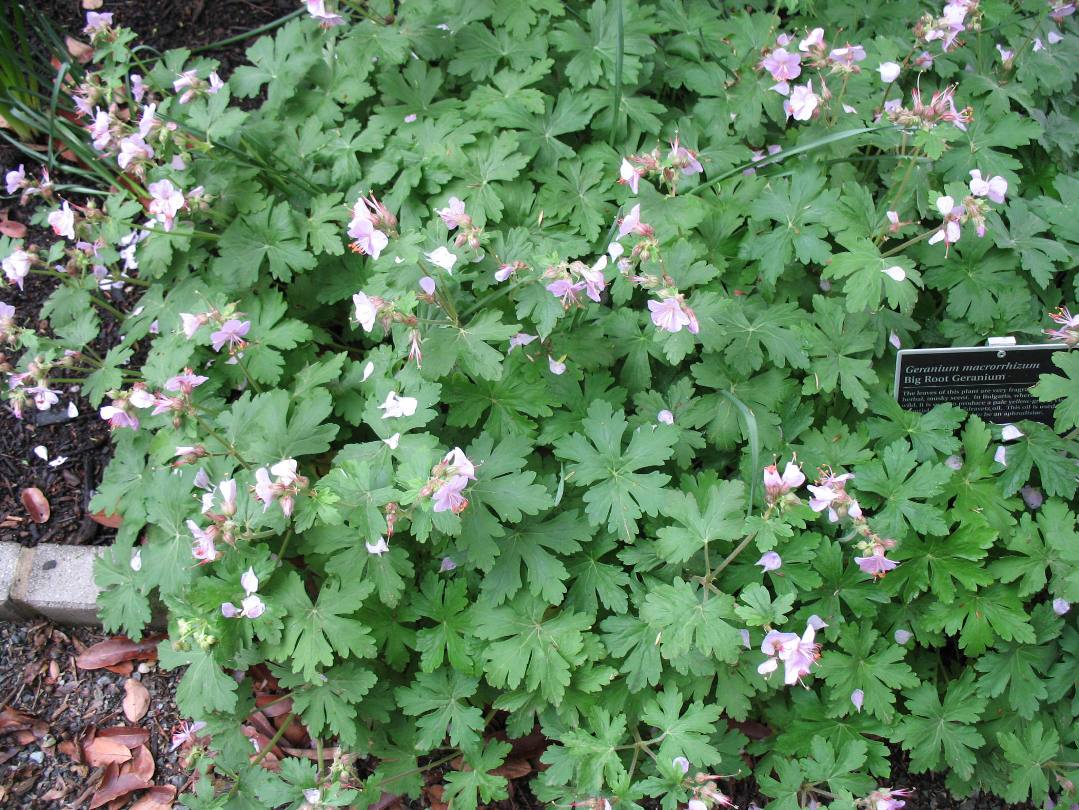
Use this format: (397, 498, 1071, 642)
(881, 228, 935, 257)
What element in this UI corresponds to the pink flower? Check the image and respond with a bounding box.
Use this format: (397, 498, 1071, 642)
(1021, 485, 1044, 510)
(759, 623, 822, 685)
(404, 113, 418, 123)
(48, 202, 76, 239)
(83, 11, 113, 35)
(0, 302, 14, 339)
(419, 276, 436, 296)
(90, 109, 112, 151)
(100, 402, 140, 430)
(968, 170, 1007, 204)
(306, 0, 345, 27)
(117, 135, 154, 170)
(580, 256, 607, 302)
(643, 295, 694, 334)
(619, 158, 641, 194)
(508, 333, 537, 351)
(130, 74, 146, 102)
(432, 475, 469, 513)
(208, 72, 224, 93)
(442, 447, 477, 480)
(547, 278, 586, 308)
(1046, 306, 1079, 346)
(548, 355, 566, 375)
(164, 371, 208, 393)
(253, 459, 301, 516)
(348, 198, 390, 259)
(756, 552, 782, 572)
(1053, 598, 1071, 616)
(220, 602, 240, 618)
(210, 319, 250, 352)
(352, 292, 379, 331)
(440, 556, 457, 572)
(241, 594, 265, 618)
(927, 195, 963, 250)
(169, 720, 207, 752)
(2, 250, 31, 290)
(673, 756, 690, 775)
(996, 43, 1015, 64)
(808, 471, 862, 522)
(994, 445, 1008, 466)
(761, 48, 802, 83)
(763, 459, 805, 504)
(180, 313, 208, 339)
(188, 520, 219, 563)
(914, 51, 934, 69)
(657, 409, 674, 425)
(617, 204, 651, 238)
(851, 688, 865, 712)
(894, 629, 912, 644)
(866, 788, 912, 810)
(4, 165, 26, 195)
(436, 197, 469, 230)
(785, 81, 820, 121)
(855, 547, 899, 578)
(828, 45, 867, 68)
(148, 179, 185, 231)
(799, 27, 825, 52)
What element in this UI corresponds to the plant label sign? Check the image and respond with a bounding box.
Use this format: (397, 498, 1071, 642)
(894, 344, 1064, 425)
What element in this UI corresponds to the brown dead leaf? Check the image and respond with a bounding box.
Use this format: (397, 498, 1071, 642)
(0, 220, 26, 238)
(254, 694, 292, 718)
(130, 785, 176, 810)
(90, 511, 123, 528)
(65, 37, 94, 64)
(20, 488, 50, 524)
(104, 661, 134, 676)
(0, 707, 35, 735)
(122, 679, 150, 723)
(125, 745, 155, 782)
(76, 636, 162, 670)
(14, 730, 36, 745)
(40, 778, 69, 801)
(492, 759, 532, 779)
(97, 726, 150, 749)
(89, 772, 152, 809)
(83, 738, 131, 768)
(58, 740, 80, 762)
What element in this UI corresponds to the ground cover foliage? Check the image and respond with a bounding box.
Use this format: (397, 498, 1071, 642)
(2, 0, 1079, 807)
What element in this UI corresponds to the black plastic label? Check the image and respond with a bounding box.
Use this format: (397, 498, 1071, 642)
(894, 345, 1065, 425)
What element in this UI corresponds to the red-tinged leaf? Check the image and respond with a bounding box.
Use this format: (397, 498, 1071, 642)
(122, 679, 150, 723)
(0, 220, 26, 238)
(83, 737, 132, 767)
(76, 636, 163, 670)
(255, 694, 293, 718)
(105, 662, 134, 676)
(89, 773, 152, 809)
(90, 511, 123, 528)
(97, 726, 150, 748)
(130, 785, 176, 810)
(21, 487, 50, 524)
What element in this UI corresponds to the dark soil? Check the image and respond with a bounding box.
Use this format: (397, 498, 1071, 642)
(0, 620, 184, 808)
(37, 0, 299, 72)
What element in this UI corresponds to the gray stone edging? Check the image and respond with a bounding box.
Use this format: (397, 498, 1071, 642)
(0, 541, 103, 625)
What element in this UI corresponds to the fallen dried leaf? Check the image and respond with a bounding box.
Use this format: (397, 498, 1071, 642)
(0, 707, 34, 735)
(127, 745, 154, 782)
(492, 759, 532, 779)
(89, 772, 152, 809)
(130, 785, 176, 810)
(104, 662, 134, 676)
(83, 738, 131, 768)
(58, 740, 80, 761)
(0, 220, 26, 238)
(97, 726, 150, 748)
(20, 488, 50, 524)
(122, 679, 150, 723)
(65, 37, 94, 64)
(76, 636, 162, 670)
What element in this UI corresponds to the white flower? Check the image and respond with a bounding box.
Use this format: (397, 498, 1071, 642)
(241, 567, 259, 596)
(878, 61, 901, 82)
(1001, 424, 1024, 442)
(241, 594, 265, 619)
(424, 246, 457, 272)
(352, 292, 378, 331)
(48, 202, 76, 239)
(2, 249, 31, 289)
(378, 391, 418, 419)
(882, 265, 906, 282)
(384, 432, 401, 449)
(365, 537, 390, 555)
(361, 361, 375, 381)
(548, 356, 566, 375)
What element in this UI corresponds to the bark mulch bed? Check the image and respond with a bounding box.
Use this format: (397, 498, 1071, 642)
(0, 620, 184, 809)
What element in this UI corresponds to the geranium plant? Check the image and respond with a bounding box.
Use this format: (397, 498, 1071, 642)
(3, 0, 1078, 808)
